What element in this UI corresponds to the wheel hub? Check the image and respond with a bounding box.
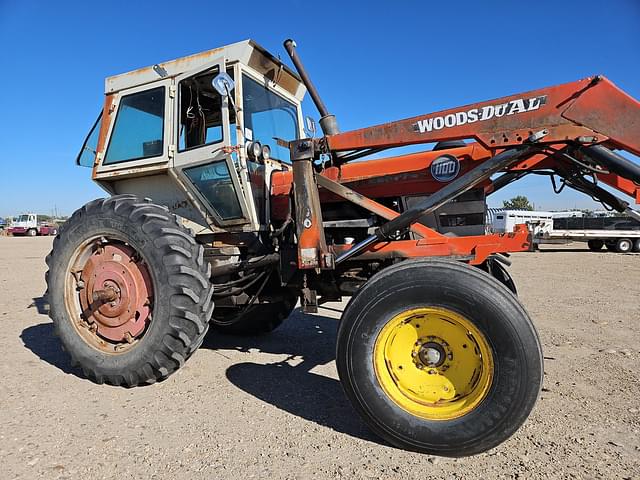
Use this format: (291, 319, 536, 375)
(374, 307, 494, 420)
(79, 243, 153, 343)
(417, 341, 448, 368)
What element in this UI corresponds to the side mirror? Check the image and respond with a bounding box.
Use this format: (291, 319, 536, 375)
(212, 72, 240, 117)
(211, 72, 235, 96)
(304, 116, 317, 138)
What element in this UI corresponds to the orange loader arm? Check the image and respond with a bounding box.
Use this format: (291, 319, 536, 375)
(284, 63, 640, 268)
(326, 76, 640, 157)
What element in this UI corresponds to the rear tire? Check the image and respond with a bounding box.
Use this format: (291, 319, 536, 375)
(336, 259, 543, 456)
(587, 239, 604, 251)
(616, 238, 633, 253)
(633, 239, 640, 253)
(46, 195, 214, 386)
(212, 294, 296, 335)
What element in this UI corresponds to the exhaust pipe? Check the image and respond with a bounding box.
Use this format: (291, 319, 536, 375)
(283, 39, 339, 136)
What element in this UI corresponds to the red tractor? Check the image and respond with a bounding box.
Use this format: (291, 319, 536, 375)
(46, 39, 640, 456)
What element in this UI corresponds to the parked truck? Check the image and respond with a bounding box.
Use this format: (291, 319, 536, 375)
(8, 214, 58, 236)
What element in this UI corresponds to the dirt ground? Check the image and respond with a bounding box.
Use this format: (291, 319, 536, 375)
(1, 236, 639, 479)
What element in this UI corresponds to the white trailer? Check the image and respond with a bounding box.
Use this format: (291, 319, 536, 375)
(487, 210, 640, 252)
(487, 209, 558, 246)
(538, 217, 640, 253)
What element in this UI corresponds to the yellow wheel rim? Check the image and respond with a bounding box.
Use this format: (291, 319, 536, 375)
(373, 307, 494, 420)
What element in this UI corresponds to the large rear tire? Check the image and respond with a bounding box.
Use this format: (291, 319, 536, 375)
(336, 259, 543, 456)
(212, 294, 296, 335)
(46, 195, 214, 386)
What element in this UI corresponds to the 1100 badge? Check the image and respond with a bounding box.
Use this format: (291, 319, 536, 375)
(431, 154, 460, 182)
(414, 95, 547, 134)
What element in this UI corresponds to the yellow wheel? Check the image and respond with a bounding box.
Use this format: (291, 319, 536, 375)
(336, 259, 543, 456)
(374, 307, 493, 421)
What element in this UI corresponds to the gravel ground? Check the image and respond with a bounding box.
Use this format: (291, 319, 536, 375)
(1, 236, 639, 479)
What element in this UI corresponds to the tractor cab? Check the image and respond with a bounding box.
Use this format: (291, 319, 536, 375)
(77, 40, 307, 233)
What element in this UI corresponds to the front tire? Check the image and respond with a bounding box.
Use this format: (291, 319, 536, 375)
(336, 259, 543, 456)
(27, 228, 37, 237)
(478, 258, 517, 295)
(46, 195, 214, 386)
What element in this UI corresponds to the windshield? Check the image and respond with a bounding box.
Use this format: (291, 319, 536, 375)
(242, 74, 298, 162)
(17, 215, 29, 222)
(77, 113, 102, 167)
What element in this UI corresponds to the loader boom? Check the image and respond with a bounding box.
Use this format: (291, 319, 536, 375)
(279, 50, 640, 270)
(326, 76, 640, 157)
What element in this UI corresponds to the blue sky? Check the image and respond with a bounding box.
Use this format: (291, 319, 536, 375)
(0, 0, 638, 217)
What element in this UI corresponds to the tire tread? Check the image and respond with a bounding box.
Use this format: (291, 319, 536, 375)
(46, 195, 213, 386)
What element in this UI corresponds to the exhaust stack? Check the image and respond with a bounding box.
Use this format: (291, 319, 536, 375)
(283, 39, 339, 136)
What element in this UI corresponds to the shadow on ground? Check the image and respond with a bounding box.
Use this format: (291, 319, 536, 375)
(23, 294, 79, 375)
(21, 299, 379, 444)
(29, 296, 49, 315)
(537, 247, 597, 253)
(20, 322, 81, 377)
(201, 308, 379, 444)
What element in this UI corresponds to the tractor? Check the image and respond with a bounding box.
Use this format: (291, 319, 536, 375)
(47, 39, 640, 456)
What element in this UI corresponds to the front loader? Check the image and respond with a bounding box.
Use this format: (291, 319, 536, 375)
(47, 39, 640, 456)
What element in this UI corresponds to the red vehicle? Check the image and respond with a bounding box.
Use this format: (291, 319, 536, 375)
(8, 214, 58, 236)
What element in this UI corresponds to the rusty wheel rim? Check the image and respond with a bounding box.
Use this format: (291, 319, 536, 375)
(64, 236, 154, 353)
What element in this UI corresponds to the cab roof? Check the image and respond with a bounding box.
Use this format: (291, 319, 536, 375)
(105, 39, 306, 100)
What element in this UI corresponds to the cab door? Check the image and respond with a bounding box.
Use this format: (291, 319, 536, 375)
(172, 58, 254, 228)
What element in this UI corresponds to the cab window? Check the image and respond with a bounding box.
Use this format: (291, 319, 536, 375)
(104, 87, 165, 165)
(179, 68, 235, 151)
(242, 74, 298, 162)
(183, 161, 243, 220)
